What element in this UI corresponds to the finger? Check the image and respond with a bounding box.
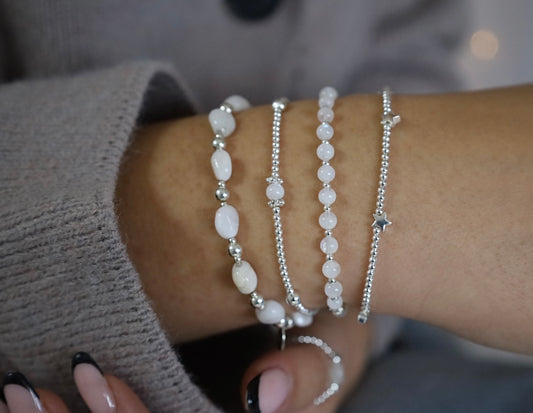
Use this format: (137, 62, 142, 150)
(0, 400, 8, 413)
(36, 389, 70, 413)
(2, 371, 47, 413)
(242, 310, 371, 413)
(72, 352, 149, 413)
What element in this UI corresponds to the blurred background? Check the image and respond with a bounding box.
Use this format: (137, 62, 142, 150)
(459, 0, 533, 89)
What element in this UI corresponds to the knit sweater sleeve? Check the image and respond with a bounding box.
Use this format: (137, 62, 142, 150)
(0, 62, 221, 412)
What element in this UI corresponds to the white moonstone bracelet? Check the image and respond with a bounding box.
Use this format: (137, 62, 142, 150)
(315, 86, 345, 316)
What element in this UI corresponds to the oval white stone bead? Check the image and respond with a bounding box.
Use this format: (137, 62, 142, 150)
(224, 95, 251, 112)
(317, 164, 335, 183)
(330, 360, 345, 385)
(316, 122, 334, 141)
(320, 236, 339, 254)
(319, 211, 337, 230)
(292, 312, 313, 327)
(256, 300, 285, 324)
(319, 96, 334, 108)
(325, 280, 343, 297)
(322, 260, 341, 278)
(215, 205, 239, 239)
(327, 296, 343, 310)
(266, 182, 284, 200)
(210, 149, 232, 181)
(209, 108, 236, 137)
(317, 142, 335, 161)
(319, 86, 338, 101)
(317, 107, 334, 123)
(232, 261, 258, 294)
(319, 187, 336, 206)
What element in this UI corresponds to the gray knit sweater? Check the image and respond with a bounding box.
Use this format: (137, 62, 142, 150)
(0, 1, 466, 411)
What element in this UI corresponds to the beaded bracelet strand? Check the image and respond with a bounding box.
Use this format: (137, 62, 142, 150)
(266, 98, 315, 323)
(357, 88, 401, 324)
(315, 86, 345, 316)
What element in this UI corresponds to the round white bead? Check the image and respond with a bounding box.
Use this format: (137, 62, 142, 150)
(319, 86, 338, 101)
(256, 300, 285, 324)
(319, 96, 335, 108)
(231, 261, 258, 294)
(327, 296, 343, 310)
(317, 107, 334, 123)
(317, 142, 335, 161)
(324, 281, 343, 297)
(316, 122, 334, 141)
(322, 260, 341, 278)
(266, 182, 284, 200)
(317, 164, 335, 183)
(320, 236, 338, 254)
(214, 205, 239, 239)
(224, 95, 251, 112)
(319, 187, 336, 206)
(210, 149, 232, 181)
(208, 108, 236, 137)
(292, 312, 313, 327)
(319, 211, 337, 230)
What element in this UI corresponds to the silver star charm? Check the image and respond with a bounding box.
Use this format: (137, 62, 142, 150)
(372, 212, 391, 232)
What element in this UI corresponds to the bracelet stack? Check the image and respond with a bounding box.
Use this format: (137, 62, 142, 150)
(206, 87, 400, 405)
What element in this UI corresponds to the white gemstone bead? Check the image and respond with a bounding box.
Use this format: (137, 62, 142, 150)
(319, 86, 338, 101)
(316, 122, 334, 141)
(320, 236, 338, 254)
(317, 107, 334, 123)
(319, 96, 334, 108)
(327, 296, 343, 310)
(292, 312, 313, 327)
(324, 281, 343, 297)
(209, 108, 235, 137)
(256, 300, 285, 324)
(319, 211, 337, 230)
(224, 95, 251, 112)
(317, 142, 335, 161)
(317, 164, 335, 183)
(330, 359, 345, 384)
(319, 187, 336, 206)
(266, 182, 284, 200)
(322, 260, 341, 278)
(232, 261, 257, 294)
(210, 149, 232, 181)
(215, 205, 239, 239)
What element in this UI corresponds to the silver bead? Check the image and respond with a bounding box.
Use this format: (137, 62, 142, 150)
(250, 293, 264, 309)
(287, 293, 301, 306)
(220, 102, 234, 114)
(215, 187, 230, 201)
(228, 242, 243, 258)
(272, 97, 289, 111)
(212, 137, 226, 150)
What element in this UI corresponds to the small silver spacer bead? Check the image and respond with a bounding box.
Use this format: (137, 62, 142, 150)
(250, 292, 264, 309)
(220, 102, 234, 114)
(212, 137, 226, 150)
(332, 306, 346, 317)
(215, 187, 230, 201)
(228, 242, 243, 258)
(277, 316, 294, 330)
(272, 97, 289, 111)
(287, 293, 301, 306)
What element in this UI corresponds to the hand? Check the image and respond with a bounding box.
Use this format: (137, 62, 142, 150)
(1, 352, 148, 413)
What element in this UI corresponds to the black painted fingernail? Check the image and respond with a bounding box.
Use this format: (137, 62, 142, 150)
(245, 374, 261, 413)
(3, 372, 39, 397)
(2, 371, 44, 411)
(72, 352, 103, 374)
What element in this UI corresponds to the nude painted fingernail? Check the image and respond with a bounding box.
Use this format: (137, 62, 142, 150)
(246, 368, 291, 413)
(3, 371, 46, 412)
(72, 352, 116, 413)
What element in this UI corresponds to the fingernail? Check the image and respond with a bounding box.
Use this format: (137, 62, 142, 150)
(246, 368, 291, 413)
(72, 352, 116, 413)
(3, 371, 46, 412)
(0, 400, 8, 413)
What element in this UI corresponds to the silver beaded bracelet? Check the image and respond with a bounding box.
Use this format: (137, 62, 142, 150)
(315, 86, 346, 316)
(357, 88, 401, 323)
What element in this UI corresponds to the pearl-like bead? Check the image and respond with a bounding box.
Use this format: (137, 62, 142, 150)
(317, 107, 334, 123)
(317, 142, 335, 161)
(292, 312, 313, 327)
(322, 260, 341, 278)
(211, 149, 232, 181)
(224, 95, 251, 112)
(319, 96, 334, 108)
(266, 182, 284, 200)
(320, 236, 338, 254)
(324, 280, 343, 297)
(255, 300, 285, 324)
(319, 86, 338, 101)
(316, 122, 334, 140)
(319, 211, 337, 230)
(317, 164, 335, 183)
(327, 296, 343, 310)
(319, 187, 336, 206)
(215, 205, 239, 239)
(232, 260, 258, 294)
(209, 108, 236, 137)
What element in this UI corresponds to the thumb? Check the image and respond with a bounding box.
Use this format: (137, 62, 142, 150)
(242, 311, 370, 413)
